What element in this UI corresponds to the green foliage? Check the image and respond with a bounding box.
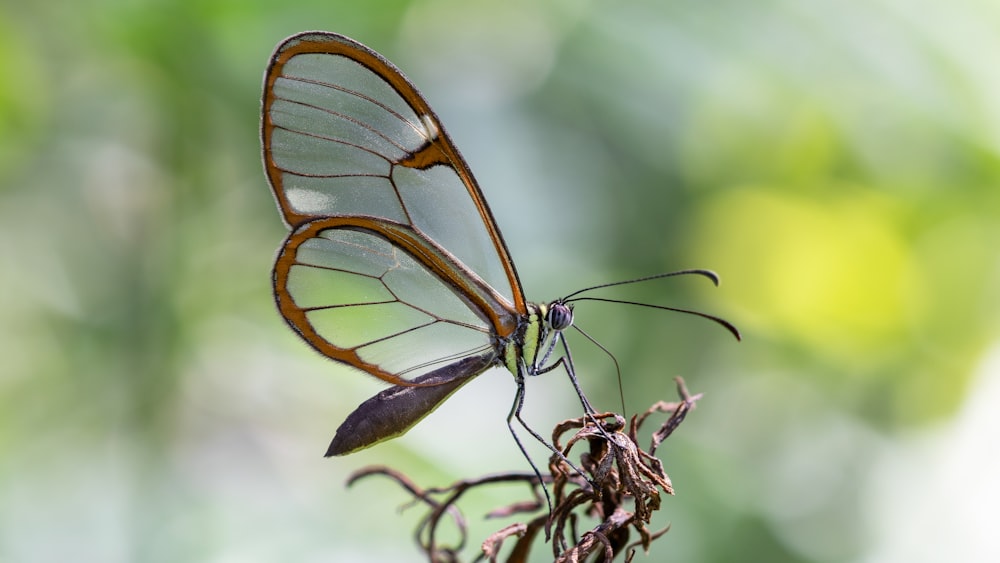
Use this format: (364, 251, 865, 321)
(2, 0, 997, 561)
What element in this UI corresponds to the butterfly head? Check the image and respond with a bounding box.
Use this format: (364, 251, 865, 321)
(544, 300, 575, 332)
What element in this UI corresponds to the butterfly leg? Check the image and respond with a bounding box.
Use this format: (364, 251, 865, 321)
(533, 333, 597, 415)
(508, 358, 600, 498)
(505, 370, 553, 515)
(537, 334, 620, 449)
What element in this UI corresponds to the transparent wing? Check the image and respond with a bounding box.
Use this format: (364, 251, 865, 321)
(262, 31, 524, 313)
(274, 217, 516, 385)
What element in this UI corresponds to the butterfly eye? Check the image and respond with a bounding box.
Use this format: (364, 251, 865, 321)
(546, 302, 574, 332)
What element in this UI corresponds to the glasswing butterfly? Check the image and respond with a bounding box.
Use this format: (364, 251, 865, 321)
(261, 31, 739, 460)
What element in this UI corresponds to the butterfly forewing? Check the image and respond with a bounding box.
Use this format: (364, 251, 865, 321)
(262, 32, 524, 315)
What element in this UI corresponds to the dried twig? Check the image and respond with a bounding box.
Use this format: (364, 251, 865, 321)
(347, 378, 703, 562)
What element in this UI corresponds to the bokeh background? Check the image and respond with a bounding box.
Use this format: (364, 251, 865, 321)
(2, 0, 999, 561)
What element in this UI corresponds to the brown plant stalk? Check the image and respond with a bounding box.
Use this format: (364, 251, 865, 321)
(347, 377, 702, 562)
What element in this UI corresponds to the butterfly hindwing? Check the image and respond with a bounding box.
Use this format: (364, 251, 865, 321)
(274, 218, 501, 384)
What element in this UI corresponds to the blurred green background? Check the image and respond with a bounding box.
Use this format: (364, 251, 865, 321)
(2, 0, 999, 561)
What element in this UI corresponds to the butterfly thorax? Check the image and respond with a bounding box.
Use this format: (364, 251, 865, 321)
(502, 301, 575, 378)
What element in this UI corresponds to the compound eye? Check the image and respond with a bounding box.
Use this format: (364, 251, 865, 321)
(547, 302, 574, 331)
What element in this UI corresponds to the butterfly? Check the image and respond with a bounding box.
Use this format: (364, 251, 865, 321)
(261, 31, 739, 460)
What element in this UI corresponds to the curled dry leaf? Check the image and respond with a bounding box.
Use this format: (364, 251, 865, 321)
(347, 378, 702, 562)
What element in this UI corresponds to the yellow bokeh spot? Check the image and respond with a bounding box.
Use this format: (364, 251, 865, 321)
(689, 187, 922, 365)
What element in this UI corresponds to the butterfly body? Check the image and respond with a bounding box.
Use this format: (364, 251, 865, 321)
(324, 298, 569, 456)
